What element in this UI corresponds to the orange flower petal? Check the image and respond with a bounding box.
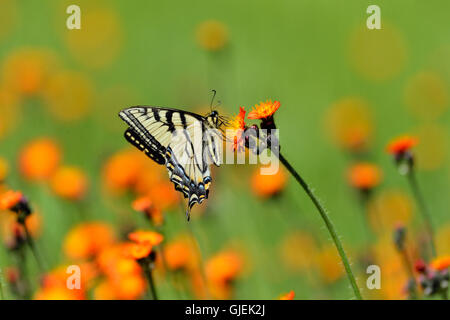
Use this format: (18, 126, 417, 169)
(247, 100, 280, 120)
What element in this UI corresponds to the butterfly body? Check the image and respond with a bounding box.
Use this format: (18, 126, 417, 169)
(119, 106, 225, 220)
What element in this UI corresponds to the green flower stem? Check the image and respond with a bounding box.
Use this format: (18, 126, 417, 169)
(142, 260, 158, 300)
(407, 171, 437, 258)
(22, 221, 45, 273)
(278, 153, 363, 300)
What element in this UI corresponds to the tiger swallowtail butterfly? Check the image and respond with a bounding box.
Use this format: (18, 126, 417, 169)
(119, 106, 227, 220)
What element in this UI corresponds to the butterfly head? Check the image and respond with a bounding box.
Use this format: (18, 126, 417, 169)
(206, 110, 220, 127)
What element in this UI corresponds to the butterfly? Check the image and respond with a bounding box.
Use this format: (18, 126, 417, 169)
(119, 105, 228, 220)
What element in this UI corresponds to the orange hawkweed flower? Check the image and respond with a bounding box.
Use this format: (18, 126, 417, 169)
(63, 222, 116, 260)
(347, 162, 382, 190)
(227, 107, 246, 151)
(0, 190, 22, 210)
(206, 249, 244, 299)
(386, 135, 418, 155)
(247, 100, 280, 120)
(206, 250, 243, 285)
(19, 138, 61, 181)
(132, 196, 163, 226)
(102, 149, 144, 193)
(50, 166, 88, 201)
(123, 242, 153, 260)
(128, 230, 163, 246)
(251, 166, 287, 198)
(431, 255, 450, 271)
(279, 290, 295, 300)
(164, 235, 197, 271)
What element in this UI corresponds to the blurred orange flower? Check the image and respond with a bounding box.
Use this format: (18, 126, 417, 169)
(206, 249, 244, 299)
(41, 262, 98, 293)
(196, 20, 229, 51)
(103, 149, 144, 194)
(147, 181, 181, 211)
(63, 222, 115, 260)
(96, 243, 146, 299)
(2, 48, 58, 96)
(0, 190, 22, 210)
(128, 230, 164, 247)
(123, 242, 153, 260)
(164, 235, 197, 271)
(132, 196, 163, 226)
(50, 166, 88, 201)
(279, 290, 295, 300)
(347, 162, 382, 190)
(19, 138, 61, 181)
(247, 100, 280, 120)
(430, 256, 450, 271)
(34, 285, 85, 300)
(43, 70, 93, 121)
(251, 166, 287, 198)
(386, 135, 418, 155)
(1, 211, 42, 248)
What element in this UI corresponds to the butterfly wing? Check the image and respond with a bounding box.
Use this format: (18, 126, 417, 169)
(119, 106, 219, 219)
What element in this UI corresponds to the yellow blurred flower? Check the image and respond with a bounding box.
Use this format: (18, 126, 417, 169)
(324, 97, 373, 152)
(42, 70, 93, 121)
(64, 7, 123, 68)
(367, 189, 413, 234)
(404, 71, 448, 120)
(0, 157, 9, 182)
(0, 87, 21, 139)
(372, 234, 411, 299)
(436, 224, 450, 255)
(50, 166, 88, 201)
(414, 124, 448, 171)
(348, 23, 406, 81)
(196, 20, 229, 51)
(96, 243, 147, 300)
(2, 48, 58, 96)
(315, 245, 344, 284)
(280, 231, 318, 272)
(19, 138, 61, 181)
(63, 222, 116, 260)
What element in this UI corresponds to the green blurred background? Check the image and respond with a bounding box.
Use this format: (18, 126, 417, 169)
(0, 0, 449, 299)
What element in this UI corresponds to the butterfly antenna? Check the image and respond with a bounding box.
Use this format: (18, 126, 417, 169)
(210, 89, 217, 112)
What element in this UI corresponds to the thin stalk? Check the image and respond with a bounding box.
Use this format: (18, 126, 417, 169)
(22, 222, 45, 273)
(407, 171, 437, 258)
(278, 153, 363, 300)
(143, 260, 158, 300)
